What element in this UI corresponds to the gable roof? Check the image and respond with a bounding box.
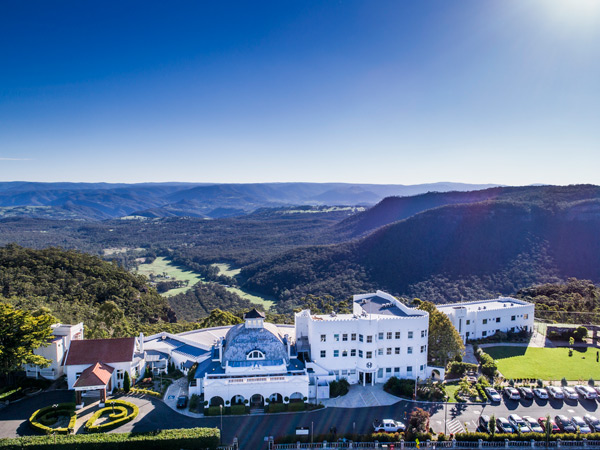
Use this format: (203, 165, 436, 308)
(244, 308, 265, 319)
(73, 362, 114, 388)
(65, 338, 135, 366)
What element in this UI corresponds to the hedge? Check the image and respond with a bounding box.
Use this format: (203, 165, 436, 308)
(29, 403, 77, 435)
(268, 403, 286, 413)
(84, 400, 139, 433)
(229, 405, 247, 415)
(129, 387, 162, 398)
(454, 432, 600, 441)
(0, 427, 219, 450)
(287, 402, 306, 412)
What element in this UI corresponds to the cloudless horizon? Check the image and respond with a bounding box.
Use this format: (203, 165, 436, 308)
(1, 0, 599, 185)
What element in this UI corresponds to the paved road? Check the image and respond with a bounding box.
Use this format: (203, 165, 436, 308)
(2, 392, 599, 450)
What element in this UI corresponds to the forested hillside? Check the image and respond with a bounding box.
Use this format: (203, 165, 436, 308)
(242, 196, 600, 305)
(0, 245, 176, 338)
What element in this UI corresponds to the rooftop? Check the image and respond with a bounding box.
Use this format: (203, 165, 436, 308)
(244, 308, 266, 319)
(73, 362, 114, 388)
(65, 337, 135, 366)
(436, 297, 530, 313)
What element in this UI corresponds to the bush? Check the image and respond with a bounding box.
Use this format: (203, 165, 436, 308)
(29, 403, 77, 435)
(205, 406, 222, 416)
(130, 387, 162, 398)
(329, 378, 350, 397)
(230, 404, 246, 415)
(287, 402, 306, 412)
(268, 403, 286, 413)
(384, 377, 415, 398)
(447, 361, 478, 377)
(188, 394, 200, 412)
(123, 372, 131, 394)
(0, 427, 220, 449)
(561, 377, 568, 387)
(85, 400, 139, 433)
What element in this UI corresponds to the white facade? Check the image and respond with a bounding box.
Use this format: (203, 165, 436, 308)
(436, 297, 534, 342)
(295, 291, 431, 386)
(65, 360, 142, 391)
(25, 322, 84, 380)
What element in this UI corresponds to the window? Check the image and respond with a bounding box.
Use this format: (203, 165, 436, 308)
(386, 367, 392, 374)
(524, 314, 529, 319)
(511, 315, 516, 321)
(358, 350, 363, 358)
(334, 334, 339, 341)
(342, 350, 348, 357)
(247, 350, 265, 360)
(378, 348, 383, 356)
(395, 331, 401, 339)
(420, 345, 426, 353)
(466, 320, 471, 325)
(420, 364, 425, 371)
(378, 368, 383, 378)
(351, 349, 356, 357)
(351, 333, 357, 341)
(483, 319, 488, 325)
(366, 351, 373, 359)
(378, 332, 384, 340)
(386, 348, 392, 355)
(482, 331, 487, 337)
(510, 327, 515, 332)
(117, 370, 124, 380)
(421, 330, 426, 338)
(342, 369, 348, 375)
(394, 367, 400, 374)
(367, 335, 373, 343)
(333, 350, 339, 357)
(76, 372, 82, 379)
(387, 332, 392, 339)
(320, 350, 326, 358)
(407, 347, 413, 354)
(407, 366, 413, 373)
(408, 331, 413, 339)
(466, 332, 470, 338)
(359, 334, 364, 342)
(342, 334, 348, 341)
(395, 347, 400, 355)
(496, 317, 501, 323)
(320, 334, 326, 342)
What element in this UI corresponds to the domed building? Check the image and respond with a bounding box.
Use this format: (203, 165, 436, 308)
(190, 309, 309, 408)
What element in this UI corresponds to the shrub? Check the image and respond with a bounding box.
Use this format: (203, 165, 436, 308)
(329, 378, 350, 397)
(130, 387, 162, 398)
(123, 371, 131, 393)
(230, 404, 246, 415)
(447, 361, 478, 377)
(287, 402, 306, 412)
(268, 403, 286, 413)
(561, 377, 568, 387)
(29, 403, 77, 435)
(85, 400, 139, 433)
(189, 394, 200, 412)
(384, 377, 415, 398)
(205, 406, 222, 416)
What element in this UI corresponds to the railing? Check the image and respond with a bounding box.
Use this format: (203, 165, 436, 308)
(272, 440, 600, 450)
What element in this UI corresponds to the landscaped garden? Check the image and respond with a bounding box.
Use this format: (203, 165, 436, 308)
(485, 346, 600, 380)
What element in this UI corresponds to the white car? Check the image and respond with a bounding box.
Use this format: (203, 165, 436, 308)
(533, 388, 548, 399)
(523, 416, 544, 433)
(373, 419, 406, 433)
(485, 387, 502, 402)
(508, 414, 531, 433)
(504, 387, 520, 400)
(575, 385, 598, 400)
(548, 386, 564, 400)
(562, 386, 578, 400)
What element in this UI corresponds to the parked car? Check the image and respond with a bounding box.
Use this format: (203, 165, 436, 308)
(583, 415, 600, 432)
(595, 386, 600, 396)
(508, 414, 531, 433)
(485, 387, 502, 402)
(538, 417, 560, 433)
(533, 388, 549, 399)
(518, 387, 534, 399)
(548, 386, 564, 400)
(572, 416, 592, 434)
(555, 415, 577, 433)
(479, 414, 491, 432)
(496, 417, 514, 433)
(562, 387, 578, 400)
(176, 395, 188, 408)
(523, 416, 544, 433)
(504, 387, 520, 400)
(575, 385, 598, 400)
(373, 419, 406, 433)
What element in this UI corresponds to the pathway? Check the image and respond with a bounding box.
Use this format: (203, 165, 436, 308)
(163, 377, 204, 418)
(320, 383, 400, 408)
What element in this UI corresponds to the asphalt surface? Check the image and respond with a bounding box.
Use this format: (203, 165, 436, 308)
(2, 392, 599, 450)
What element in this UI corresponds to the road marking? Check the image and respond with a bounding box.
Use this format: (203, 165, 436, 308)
(447, 419, 465, 435)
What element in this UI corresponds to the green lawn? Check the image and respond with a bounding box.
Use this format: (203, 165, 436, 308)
(213, 262, 241, 278)
(444, 383, 460, 403)
(136, 257, 204, 296)
(485, 346, 600, 380)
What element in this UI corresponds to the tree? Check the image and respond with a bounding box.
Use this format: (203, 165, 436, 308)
(197, 309, 243, 328)
(0, 302, 55, 383)
(417, 301, 465, 367)
(123, 371, 131, 393)
(408, 407, 430, 434)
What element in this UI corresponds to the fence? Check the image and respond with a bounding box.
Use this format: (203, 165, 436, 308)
(272, 440, 600, 450)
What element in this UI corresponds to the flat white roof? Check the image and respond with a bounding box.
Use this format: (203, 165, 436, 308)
(437, 297, 531, 313)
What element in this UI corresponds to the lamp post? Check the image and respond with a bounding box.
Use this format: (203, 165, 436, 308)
(220, 404, 223, 445)
(311, 421, 314, 446)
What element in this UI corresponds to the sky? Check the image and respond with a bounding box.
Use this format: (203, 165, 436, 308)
(1, 0, 599, 185)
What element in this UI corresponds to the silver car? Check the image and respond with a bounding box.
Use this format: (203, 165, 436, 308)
(583, 414, 600, 433)
(575, 385, 598, 400)
(533, 388, 548, 399)
(485, 387, 502, 402)
(523, 416, 544, 433)
(508, 414, 532, 433)
(548, 386, 564, 399)
(572, 416, 592, 434)
(562, 386, 578, 400)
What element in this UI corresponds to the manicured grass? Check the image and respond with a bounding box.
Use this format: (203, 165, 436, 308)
(444, 383, 460, 403)
(136, 257, 203, 296)
(225, 286, 275, 310)
(213, 262, 241, 278)
(485, 346, 600, 380)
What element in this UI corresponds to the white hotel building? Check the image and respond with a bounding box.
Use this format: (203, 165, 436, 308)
(295, 291, 442, 386)
(436, 297, 534, 343)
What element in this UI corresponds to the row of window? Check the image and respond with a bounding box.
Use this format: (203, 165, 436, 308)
(465, 326, 524, 339)
(320, 330, 426, 343)
(333, 365, 426, 378)
(320, 345, 426, 358)
(478, 314, 529, 326)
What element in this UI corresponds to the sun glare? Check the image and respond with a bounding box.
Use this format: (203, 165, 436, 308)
(543, 0, 600, 24)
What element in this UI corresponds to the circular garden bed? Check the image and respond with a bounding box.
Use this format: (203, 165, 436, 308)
(84, 399, 139, 433)
(29, 403, 77, 435)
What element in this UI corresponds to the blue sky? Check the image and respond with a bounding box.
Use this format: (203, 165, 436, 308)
(1, 0, 599, 185)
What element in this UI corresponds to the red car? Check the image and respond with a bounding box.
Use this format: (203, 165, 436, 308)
(538, 417, 560, 433)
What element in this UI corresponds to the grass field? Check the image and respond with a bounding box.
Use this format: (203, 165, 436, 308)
(213, 262, 241, 278)
(444, 382, 460, 403)
(136, 257, 203, 296)
(485, 346, 600, 380)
